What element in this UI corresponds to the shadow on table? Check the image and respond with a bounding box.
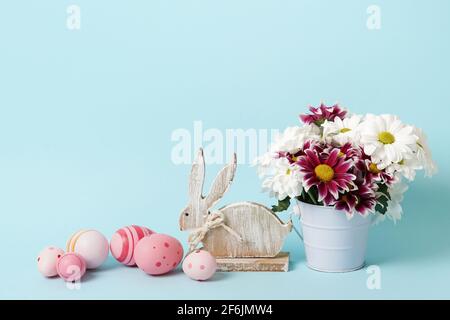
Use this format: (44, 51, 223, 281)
(367, 178, 450, 265)
(285, 178, 450, 269)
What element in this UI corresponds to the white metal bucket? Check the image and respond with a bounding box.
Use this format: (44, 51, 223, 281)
(295, 200, 372, 273)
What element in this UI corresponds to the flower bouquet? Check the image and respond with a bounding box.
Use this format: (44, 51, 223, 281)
(256, 103, 437, 272)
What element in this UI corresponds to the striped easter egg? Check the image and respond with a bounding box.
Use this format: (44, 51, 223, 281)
(110, 225, 155, 266)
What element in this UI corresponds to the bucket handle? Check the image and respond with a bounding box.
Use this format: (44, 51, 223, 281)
(288, 209, 304, 242)
(292, 223, 304, 242)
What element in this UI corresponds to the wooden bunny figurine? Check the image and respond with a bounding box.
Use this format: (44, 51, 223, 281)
(179, 148, 292, 258)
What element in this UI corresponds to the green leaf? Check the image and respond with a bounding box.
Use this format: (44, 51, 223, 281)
(299, 187, 322, 206)
(375, 203, 387, 215)
(375, 183, 391, 215)
(377, 183, 391, 200)
(272, 197, 291, 213)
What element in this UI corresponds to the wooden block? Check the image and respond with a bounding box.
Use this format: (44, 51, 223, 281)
(215, 252, 289, 272)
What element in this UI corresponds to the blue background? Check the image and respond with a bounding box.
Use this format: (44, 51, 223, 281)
(1, 0, 449, 299)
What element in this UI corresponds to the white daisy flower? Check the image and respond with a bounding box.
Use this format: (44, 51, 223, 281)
(254, 151, 277, 177)
(254, 124, 319, 197)
(386, 157, 421, 181)
(269, 124, 320, 154)
(261, 157, 303, 201)
(360, 114, 418, 169)
(414, 127, 438, 177)
(322, 115, 362, 146)
(386, 180, 409, 222)
(374, 180, 408, 224)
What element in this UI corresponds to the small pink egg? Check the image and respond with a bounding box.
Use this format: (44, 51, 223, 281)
(182, 250, 217, 281)
(67, 229, 109, 269)
(134, 234, 184, 276)
(56, 253, 87, 282)
(110, 225, 155, 266)
(37, 246, 65, 277)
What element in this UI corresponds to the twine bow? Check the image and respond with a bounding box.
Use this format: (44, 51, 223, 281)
(188, 211, 243, 253)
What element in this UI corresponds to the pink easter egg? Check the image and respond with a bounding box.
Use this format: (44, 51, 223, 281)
(67, 229, 109, 269)
(56, 253, 87, 281)
(110, 225, 155, 266)
(37, 246, 65, 277)
(182, 250, 217, 281)
(134, 234, 184, 276)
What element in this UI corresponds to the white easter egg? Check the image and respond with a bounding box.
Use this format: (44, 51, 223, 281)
(37, 246, 65, 277)
(182, 249, 217, 281)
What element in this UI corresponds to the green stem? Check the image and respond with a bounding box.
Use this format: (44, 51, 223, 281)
(307, 189, 318, 205)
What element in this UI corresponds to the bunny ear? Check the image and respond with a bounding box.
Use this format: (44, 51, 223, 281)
(189, 148, 205, 201)
(204, 153, 237, 209)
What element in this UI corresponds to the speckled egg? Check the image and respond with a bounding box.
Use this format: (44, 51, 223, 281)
(67, 229, 109, 269)
(134, 234, 184, 275)
(56, 252, 87, 282)
(110, 225, 155, 266)
(182, 249, 217, 281)
(37, 246, 65, 277)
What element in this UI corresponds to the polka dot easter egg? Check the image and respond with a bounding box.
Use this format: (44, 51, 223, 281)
(56, 253, 87, 282)
(134, 234, 184, 276)
(37, 246, 65, 277)
(67, 229, 109, 269)
(182, 250, 217, 281)
(110, 225, 155, 266)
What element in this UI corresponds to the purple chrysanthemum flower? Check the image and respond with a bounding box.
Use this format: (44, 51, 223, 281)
(354, 153, 397, 186)
(297, 147, 356, 205)
(300, 103, 347, 126)
(335, 182, 377, 216)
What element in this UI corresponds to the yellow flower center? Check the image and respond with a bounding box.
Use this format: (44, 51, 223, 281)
(314, 164, 335, 182)
(286, 169, 291, 175)
(338, 152, 345, 158)
(398, 159, 405, 165)
(369, 163, 381, 174)
(340, 128, 351, 133)
(378, 131, 395, 144)
(291, 156, 298, 162)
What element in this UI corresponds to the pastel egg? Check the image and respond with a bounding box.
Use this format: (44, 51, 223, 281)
(110, 225, 155, 266)
(134, 234, 184, 276)
(37, 246, 65, 277)
(182, 250, 217, 281)
(56, 253, 87, 281)
(67, 229, 109, 269)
